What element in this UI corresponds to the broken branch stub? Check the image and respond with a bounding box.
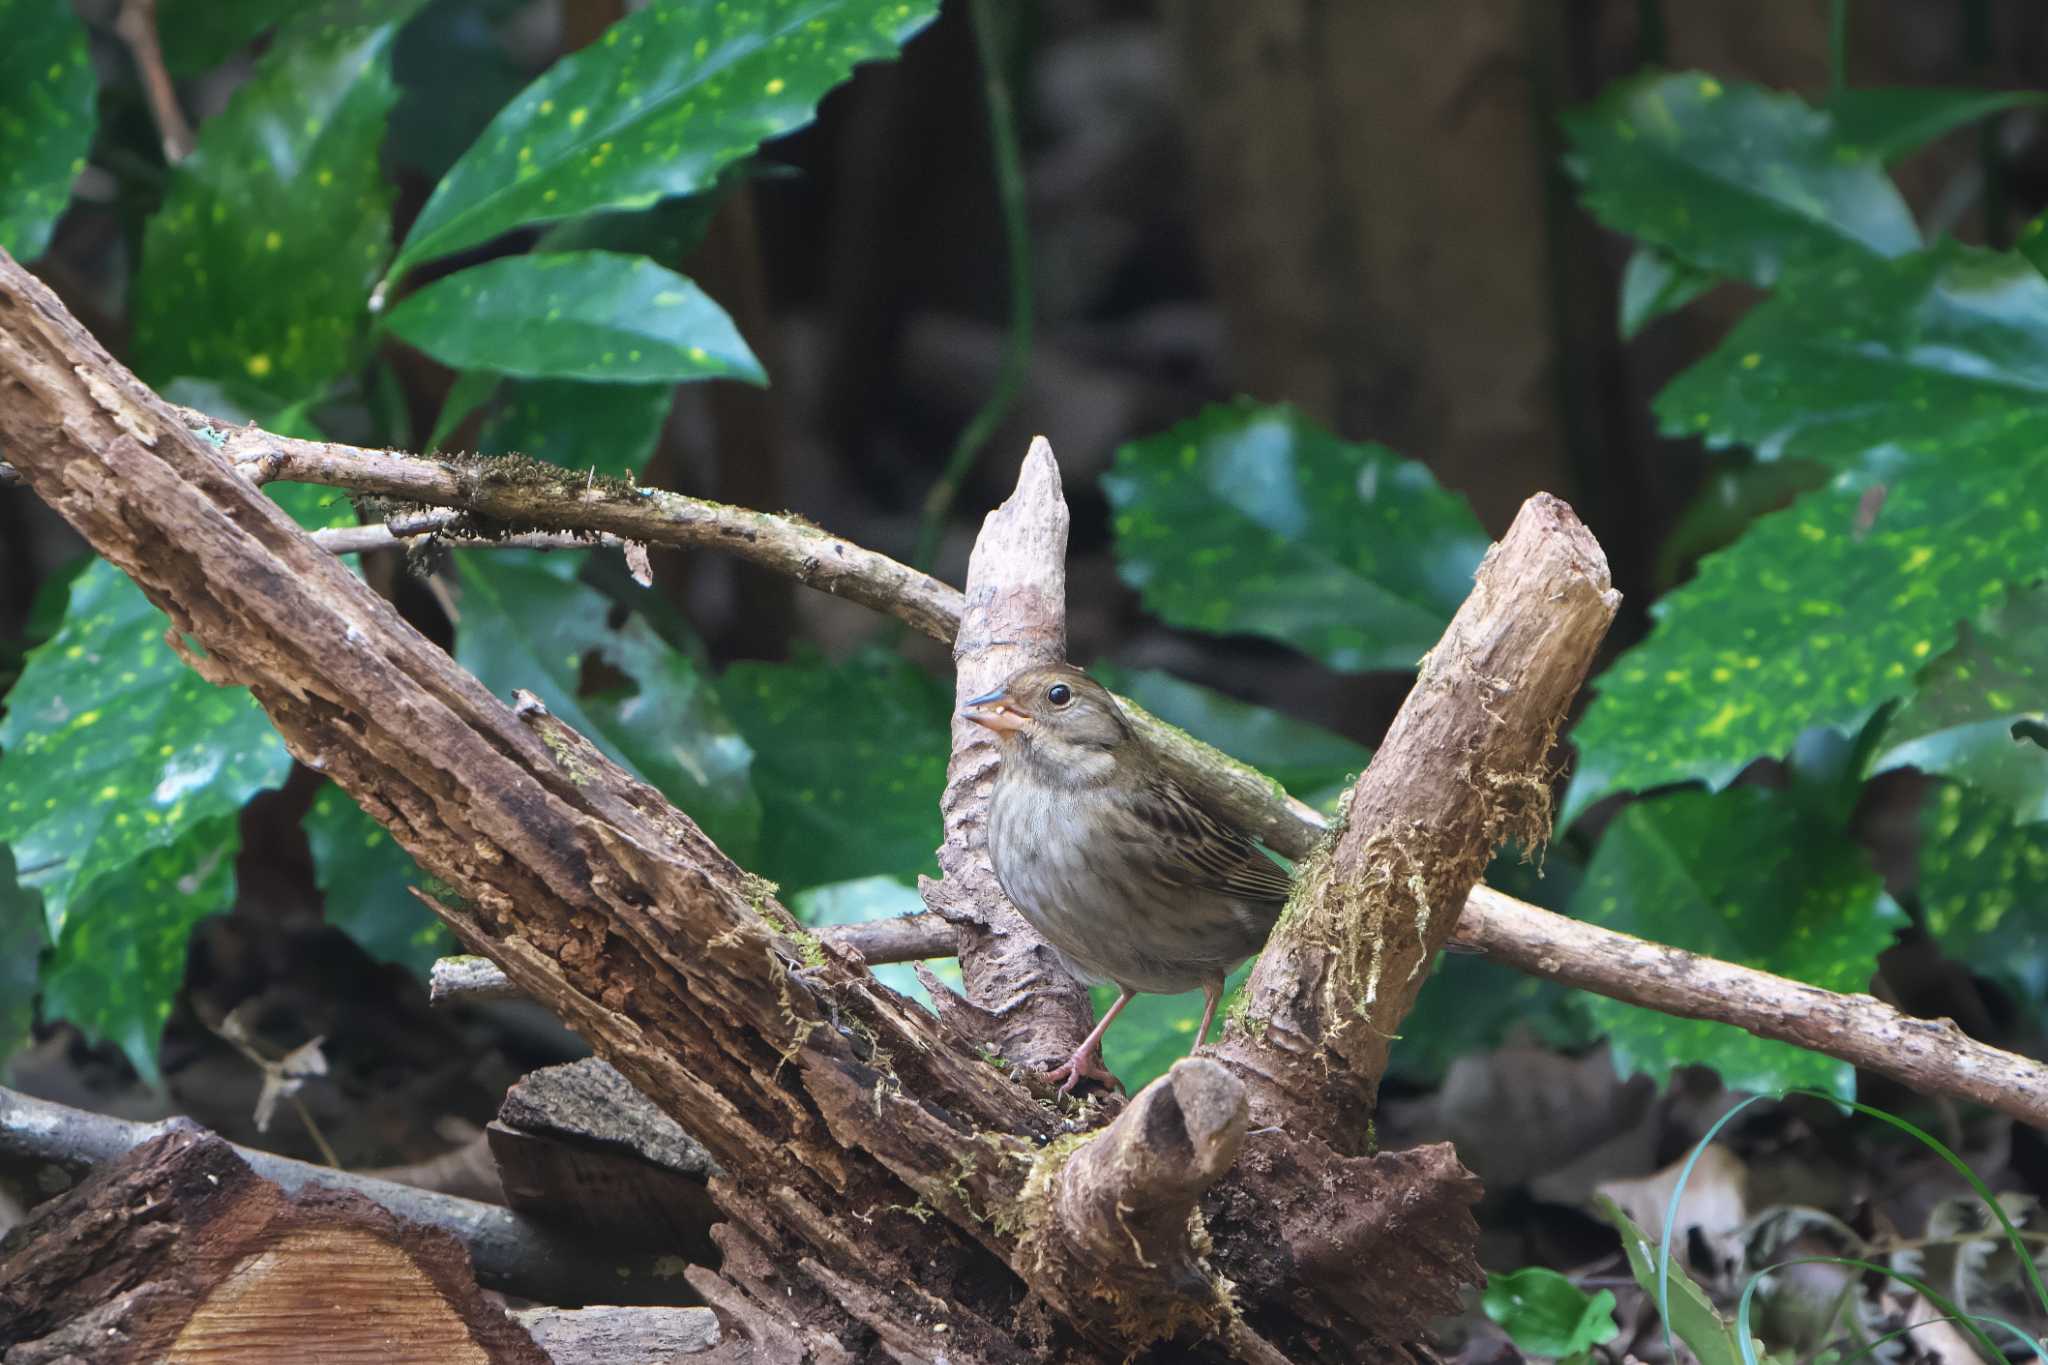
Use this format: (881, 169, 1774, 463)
(920, 437, 1096, 1069)
(1218, 493, 1620, 1138)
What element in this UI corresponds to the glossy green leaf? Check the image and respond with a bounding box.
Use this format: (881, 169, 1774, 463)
(790, 875, 959, 1009)
(0, 845, 46, 1079)
(41, 816, 238, 1084)
(130, 0, 422, 404)
(304, 782, 449, 978)
(392, 0, 940, 272)
(1096, 963, 1252, 1097)
(1878, 585, 2048, 822)
(2023, 213, 2048, 285)
(454, 552, 761, 860)
(0, 562, 292, 937)
(718, 652, 949, 892)
(1826, 87, 2048, 165)
(1573, 787, 1899, 1099)
(384, 251, 763, 385)
(0, 0, 96, 261)
(1655, 245, 2048, 469)
(1570, 248, 2048, 822)
(158, 0, 317, 75)
(1563, 72, 1917, 286)
(1091, 664, 1371, 812)
(1483, 1268, 1622, 1358)
(1920, 783, 2048, 1020)
(533, 173, 739, 261)
(1619, 245, 1718, 340)
(477, 378, 675, 477)
(1653, 457, 1828, 592)
(1598, 1196, 1755, 1365)
(1103, 400, 1490, 673)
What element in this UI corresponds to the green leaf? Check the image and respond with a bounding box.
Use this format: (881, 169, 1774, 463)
(533, 172, 741, 261)
(41, 816, 238, 1084)
(1563, 72, 1918, 286)
(789, 875, 958, 1009)
(130, 0, 422, 404)
(0, 844, 46, 1079)
(1878, 584, 2048, 822)
(1653, 456, 1829, 592)
(1920, 783, 2048, 1020)
(384, 251, 764, 385)
(1091, 664, 1371, 812)
(1655, 244, 2048, 469)
(391, 0, 940, 272)
(1102, 400, 1490, 673)
(454, 552, 761, 860)
(158, 0, 317, 75)
(0, 561, 292, 937)
(477, 378, 675, 478)
(303, 782, 449, 978)
(1096, 963, 1252, 1097)
(1619, 245, 1718, 340)
(1570, 248, 2048, 821)
(1597, 1195, 1756, 1365)
(1825, 87, 2048, 165)
(1572, 787, 1899, 1099)
(428, 369, 502, 451)
(0, 0, 96, 261)
(1482, 1268, 1622, 1358)
(717, 652, 949, 892)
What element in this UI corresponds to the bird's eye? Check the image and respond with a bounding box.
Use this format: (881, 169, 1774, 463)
(1047, 683, 1073, 707)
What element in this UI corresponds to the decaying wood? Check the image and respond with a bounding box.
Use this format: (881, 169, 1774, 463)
(1215, 494, 1621, 1138)
(510, 1306, 725, 1361)
(0, 1121, 546, 1364)
(0, 1085, 679, 1306)
(920, 437, 1096, 1070)
(489, 1059, 721, 1268)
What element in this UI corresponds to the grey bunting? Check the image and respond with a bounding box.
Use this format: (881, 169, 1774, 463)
(961, 664, 1293, 1094)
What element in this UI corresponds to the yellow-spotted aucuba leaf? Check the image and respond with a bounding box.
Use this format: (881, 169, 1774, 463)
(40, 817, 239, 1084)
(717, 652, 949, 892)
(1563, 73, 1917, 287)
(130, 0, 426, 404)
(1825, 87, 2048, 166)
(476, 378, 675, 478)
(1563, 455, 2048, 825)
(1920, 783, 2048, 1019)
(1879, 584, 2048, 823)
(0, 0, 96, 261)
(391, 0, 940, 273)
(0, 562, 292, 939)
(1573, 787, 1901, 1099)
(0, 846, 45, 1079)
(1102, 401, 1490, 673)
(1619, 245, 1718, 340)
(304, 782, 448, 978)
(384, 251, 764, 384)
(1655, 244, 2048, 470)
(1091, 664, 1371, 814)
(453, 552, 762, 863)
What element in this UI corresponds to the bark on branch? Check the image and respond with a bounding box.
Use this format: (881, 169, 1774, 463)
(1216, 495, 1621, 1138)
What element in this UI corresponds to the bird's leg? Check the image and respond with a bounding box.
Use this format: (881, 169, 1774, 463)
(1045, 986, 1132, 1096)
(1191, 976, 1225, 1053)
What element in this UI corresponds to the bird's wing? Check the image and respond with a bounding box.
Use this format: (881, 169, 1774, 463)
(1128, 775, 1294, 905)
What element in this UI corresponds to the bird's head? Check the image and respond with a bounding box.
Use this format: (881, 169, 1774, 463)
(960, 664, 1129, 768)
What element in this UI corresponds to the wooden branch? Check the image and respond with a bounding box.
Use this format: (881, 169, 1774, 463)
(113, 0, 193, 163)
(429, 915, 959, 1004)
(920, 437, 1096, 1069)
(511, 1307, 724, 1362)
(1216, 494, 1620, 1137)
(1459, 885, 2048, 1129)
(0, 1085, 690, 1306)
(0, 1122, 547, 1364)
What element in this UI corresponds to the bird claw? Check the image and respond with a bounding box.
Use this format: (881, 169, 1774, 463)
(1043, 1046, 1123, 1097)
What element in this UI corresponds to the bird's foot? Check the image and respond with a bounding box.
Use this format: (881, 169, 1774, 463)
(1043, 1045, 1123, 1097)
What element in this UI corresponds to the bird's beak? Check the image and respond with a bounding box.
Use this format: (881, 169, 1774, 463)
(960, 687, 1031, 734)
